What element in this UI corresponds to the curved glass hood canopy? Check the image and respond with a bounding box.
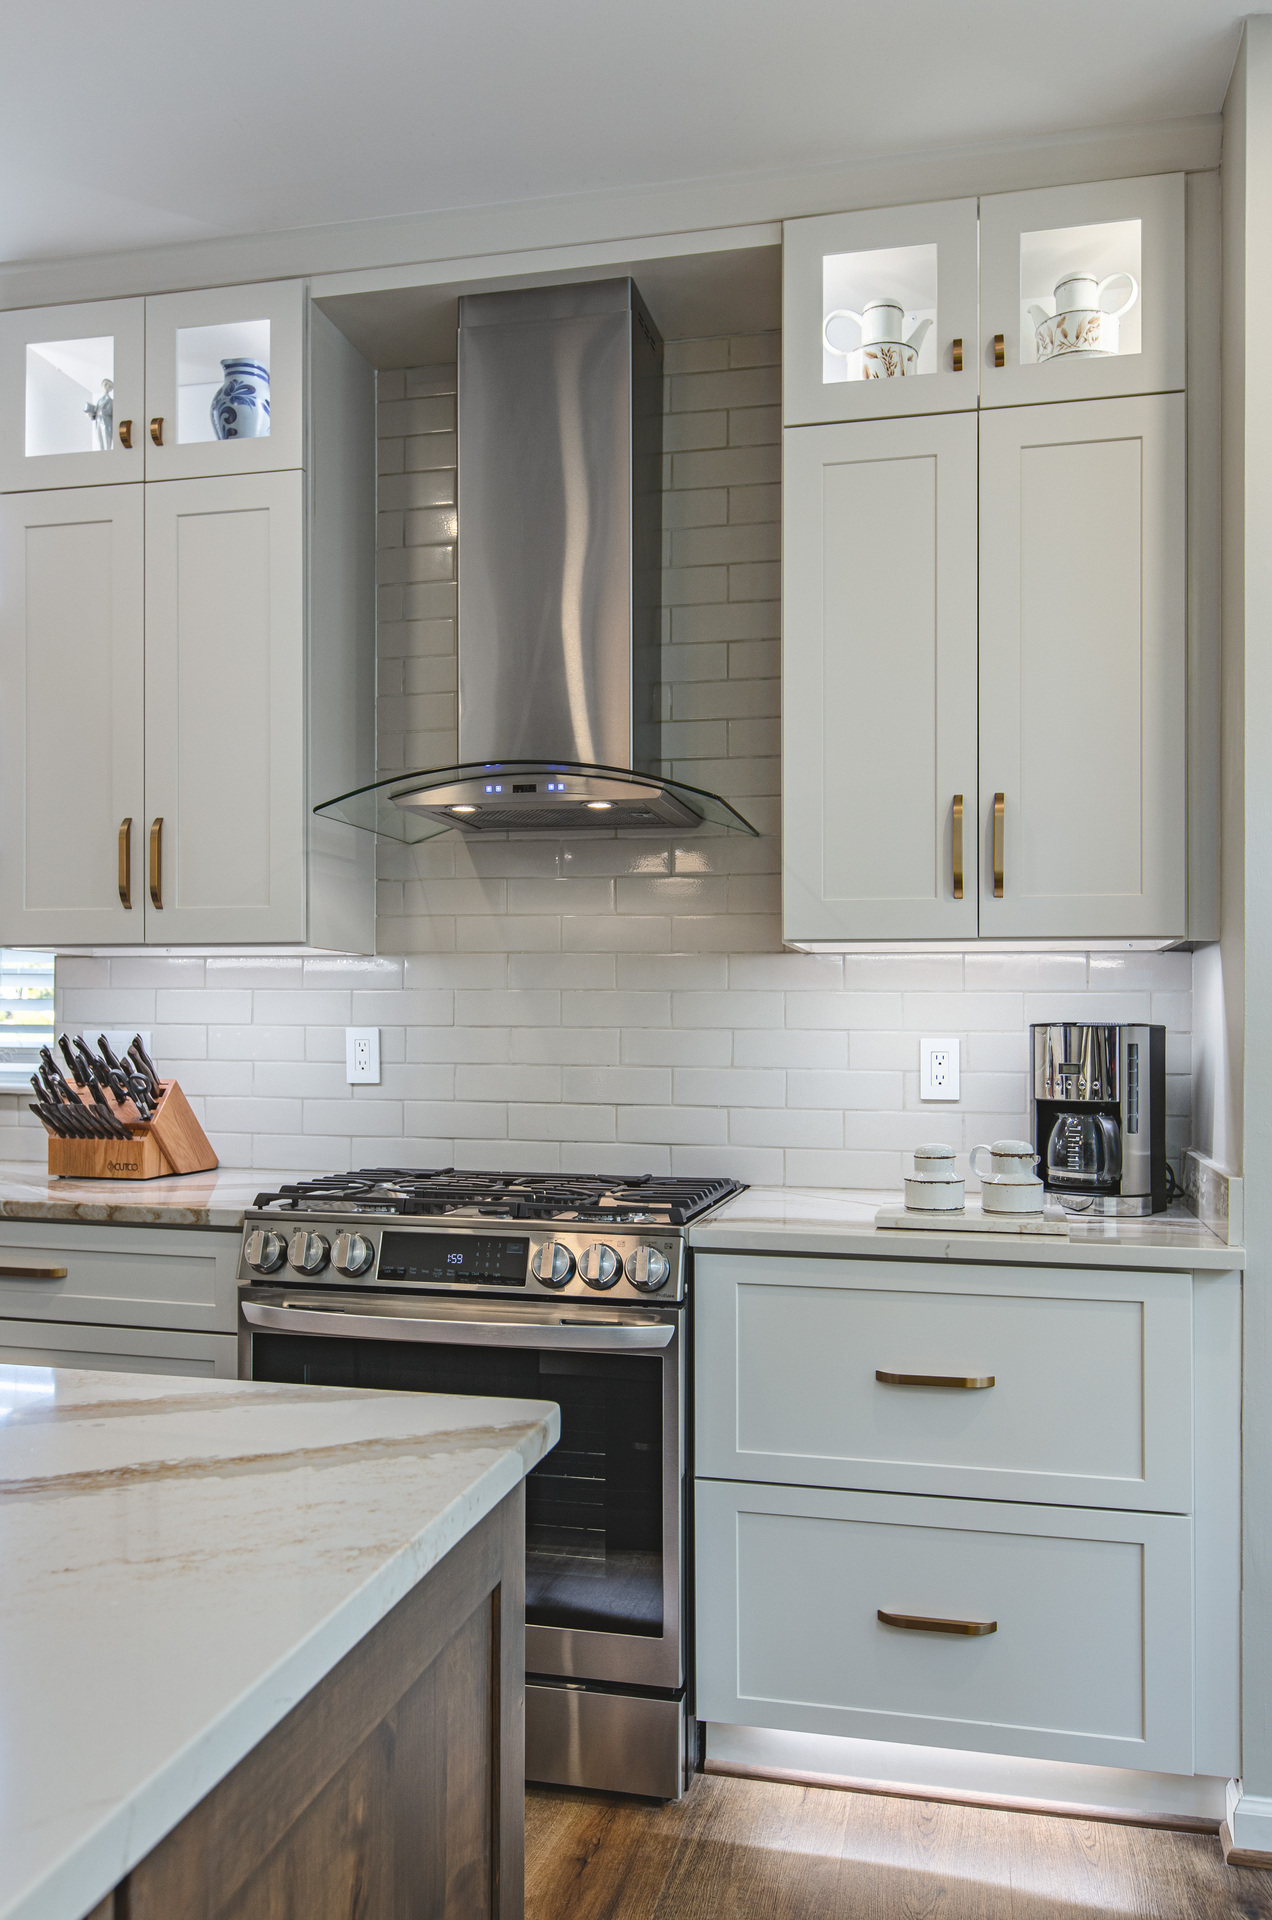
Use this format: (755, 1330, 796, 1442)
(315, 760, 758, 845)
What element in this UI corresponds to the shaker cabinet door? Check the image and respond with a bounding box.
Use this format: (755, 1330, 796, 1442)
(143, 472, 306, 943)
(143, 280, 305, 481)
(783, 415, 979, 944)
(783, 198, 979, 426)
(0, 299, 147, 493)
(0, 487, 146, 945)
(978, 395, 1186, 940)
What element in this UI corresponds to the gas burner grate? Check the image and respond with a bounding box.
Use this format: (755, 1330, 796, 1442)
(253, 1167, 745, 1226)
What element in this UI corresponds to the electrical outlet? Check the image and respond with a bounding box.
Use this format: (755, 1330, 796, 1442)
(920, 1037, 960, 1102)
(345, 1027, 381, 1085)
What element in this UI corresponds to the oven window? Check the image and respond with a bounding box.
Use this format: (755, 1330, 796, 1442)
(252, 1332, 665, 1638)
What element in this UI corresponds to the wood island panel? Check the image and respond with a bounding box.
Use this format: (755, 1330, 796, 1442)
(91, 1485, 525, 1920)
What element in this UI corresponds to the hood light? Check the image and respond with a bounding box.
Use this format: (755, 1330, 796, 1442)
(451, 805, 477, 814)
(586, 801, 612, 810)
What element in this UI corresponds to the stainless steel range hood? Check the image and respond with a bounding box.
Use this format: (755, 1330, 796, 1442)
(316, 278, 757, 844)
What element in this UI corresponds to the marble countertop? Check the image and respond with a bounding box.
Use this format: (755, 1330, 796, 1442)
(690, 1187, 1244, 1270)
(0, 1162, 311, 1229)
(0, 1368, 559, 1920)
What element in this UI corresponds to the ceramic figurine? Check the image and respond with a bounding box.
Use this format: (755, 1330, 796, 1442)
(211, 358, 270, 439)
(84, 378, 113, 451)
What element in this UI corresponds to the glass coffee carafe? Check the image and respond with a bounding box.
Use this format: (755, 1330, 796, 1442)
(1045, 1110, 1123, 1190)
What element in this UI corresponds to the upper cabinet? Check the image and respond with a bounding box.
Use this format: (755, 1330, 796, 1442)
(0, 281, 304, 492)
(0, 299, 146, 492)
(783, 198, 979, 426)
(978, 174, 1185, 407)
(783, 174, 1185, 426)
(142, 280, 304, 479)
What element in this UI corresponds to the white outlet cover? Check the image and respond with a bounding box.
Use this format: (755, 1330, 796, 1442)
(920, 1036, 960, 1101)
(345, 1026, 381, 1085)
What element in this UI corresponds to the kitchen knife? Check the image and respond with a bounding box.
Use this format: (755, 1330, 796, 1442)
(73, 1037, 104, 1086)
(129, 1036, 162, 1092)
(58, 1034, 86, 1086)
(29, 1100, 70, 1137)
(37, 1066, 70, 1110)
(97, 1035, 129, 1084)
(39, 1049, 73, 1098)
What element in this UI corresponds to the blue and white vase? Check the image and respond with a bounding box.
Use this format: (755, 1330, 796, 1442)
(210, 358, 270, 439)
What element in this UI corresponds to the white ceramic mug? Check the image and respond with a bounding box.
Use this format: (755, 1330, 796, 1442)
(969, 1139, 1039, 1185)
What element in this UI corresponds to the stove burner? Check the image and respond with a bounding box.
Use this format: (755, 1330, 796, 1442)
(252, 1168, 745, 1226)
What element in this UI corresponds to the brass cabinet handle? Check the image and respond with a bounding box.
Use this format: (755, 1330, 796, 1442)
(149, 417, 163, 446)
(0, 1263, 68, 1280)
(149, 817, 163, 908)
(952, 337, 963, 372)
(879, 1610, 997, 1637)
(118, 817, 132, 908)
(992, 792, 1005, 897)
(952, 794, 963, 900)
(877, 1370, 994, 1389)
(993, 333, 1006, 369)
(118, 419, 132, 449)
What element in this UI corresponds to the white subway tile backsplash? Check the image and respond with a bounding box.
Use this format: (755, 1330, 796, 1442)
(42, 335, 1193, 1188)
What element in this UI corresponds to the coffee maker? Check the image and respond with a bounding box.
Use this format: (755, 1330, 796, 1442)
(1031, 1023, 1168, 1215)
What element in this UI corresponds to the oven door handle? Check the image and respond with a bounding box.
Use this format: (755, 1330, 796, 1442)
(240, 1300, 676, 1351)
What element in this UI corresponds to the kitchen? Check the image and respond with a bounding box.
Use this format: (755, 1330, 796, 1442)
(0, 6, 1267, 1916)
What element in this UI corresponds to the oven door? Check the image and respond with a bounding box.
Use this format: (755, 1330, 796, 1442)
(240, 1287, 685, 1690)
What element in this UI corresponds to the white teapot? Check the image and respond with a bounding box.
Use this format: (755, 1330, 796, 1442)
(1028, 270, 1139, 361)
(823, 299, 932, 379)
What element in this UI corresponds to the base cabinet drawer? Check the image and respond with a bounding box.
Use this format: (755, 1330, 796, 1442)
(695, 1479, 1193, 1773)
(695, 1254, 1192, 1511)
(0, 1222, 239, 1332)
(0, 1316, 237, 1376)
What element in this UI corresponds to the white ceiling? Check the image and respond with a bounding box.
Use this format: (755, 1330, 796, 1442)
(1, 0, 1245, 267)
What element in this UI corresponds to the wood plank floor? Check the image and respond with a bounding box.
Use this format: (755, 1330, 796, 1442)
(526, 1776, 1272, 1919)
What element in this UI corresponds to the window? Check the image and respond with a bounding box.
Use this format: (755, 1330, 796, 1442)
(0, 952, 54, 1091)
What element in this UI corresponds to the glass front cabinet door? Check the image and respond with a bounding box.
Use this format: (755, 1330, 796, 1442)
(0, 299, 146, 493)
(978, 173, 1185, 406)
(143, 279, 304, 479)
(783, 199, 979, 425)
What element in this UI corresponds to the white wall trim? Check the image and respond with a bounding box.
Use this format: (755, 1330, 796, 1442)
(0, 114, 1219, 313)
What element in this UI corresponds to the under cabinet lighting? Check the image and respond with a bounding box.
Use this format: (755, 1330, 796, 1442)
(586, 801, 612, 810)
(451, 805, 476, 814)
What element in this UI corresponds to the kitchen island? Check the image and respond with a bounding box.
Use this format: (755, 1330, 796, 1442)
(0, 1367, 559, 1920)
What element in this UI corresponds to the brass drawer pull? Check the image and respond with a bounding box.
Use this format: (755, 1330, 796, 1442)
(118, 419, 133, 449)
(952, 793, 963, 900)
(118, 816, 132, 908)
(879, 1610, 997, 1637)
(149, 817, 163, 908)
(0, 1263, 68, 1280)
(877, 1370, 994, 1389)
(952, 337, 963, 372)
(149, 416, 163, 446)
(993, 333, 1006, 369)
(993, 792, 1005, 897)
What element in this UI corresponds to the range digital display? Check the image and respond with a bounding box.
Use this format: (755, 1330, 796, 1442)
(378, 1231, 530, 1286)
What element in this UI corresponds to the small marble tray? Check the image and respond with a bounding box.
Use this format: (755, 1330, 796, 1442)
(874, 1202, 1068, 1237)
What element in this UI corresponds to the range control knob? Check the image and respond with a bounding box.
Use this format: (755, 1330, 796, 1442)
(331, 1231, 375, 1278)
(578, 1243, 620, 1290)
(286, 1230, 330, 1275)
(626, 1245, 671, 1293)
(532, 1241, 576, 1288)
(244, 1228, 286, 1274)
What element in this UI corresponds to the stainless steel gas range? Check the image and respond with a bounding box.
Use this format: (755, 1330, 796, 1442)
(235, 1168, 744, 1801)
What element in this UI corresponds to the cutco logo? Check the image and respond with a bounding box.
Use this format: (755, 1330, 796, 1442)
(107, 1159, 141, 1173)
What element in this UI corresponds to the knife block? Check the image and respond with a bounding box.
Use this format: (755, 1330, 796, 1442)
(42, 1079, 218, 1181)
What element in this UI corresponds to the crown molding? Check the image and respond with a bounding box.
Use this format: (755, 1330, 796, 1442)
(0, 113, 1221, 313)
